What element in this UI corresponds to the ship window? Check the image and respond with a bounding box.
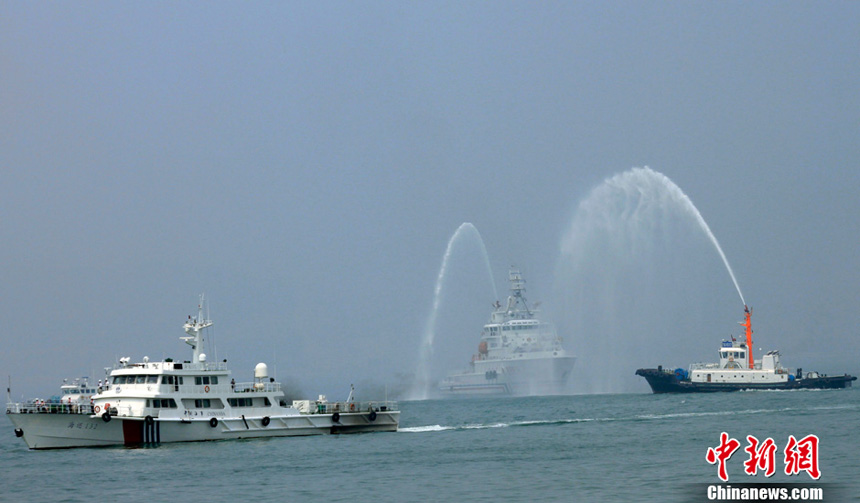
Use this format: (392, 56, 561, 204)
(135, 375, 146, 384)
(152, 400, 159, 408)
(147, 376, 158, 384)
(211, 376, 218, 385)
(195, 377, 202, 385)
(740, 352, 745, 360)
(264, 397, 271, 406)
(194, 399, 211, 408)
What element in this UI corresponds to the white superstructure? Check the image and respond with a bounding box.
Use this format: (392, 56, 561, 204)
(687, 341, 791, 384)
(439, 268, 576, 395)
(59, 377, 98, 406)
(7, 296, 398, 449)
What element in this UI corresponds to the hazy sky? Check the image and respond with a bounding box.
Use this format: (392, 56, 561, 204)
(2, 2, 858, 399)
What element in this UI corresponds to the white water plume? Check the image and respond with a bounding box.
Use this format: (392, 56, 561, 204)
(563, 167, 744, 306)
(410, 223, 497, 400)
(556, 167, 746, 393)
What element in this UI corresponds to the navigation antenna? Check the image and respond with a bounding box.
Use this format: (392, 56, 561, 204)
(182, 294, 213, 364)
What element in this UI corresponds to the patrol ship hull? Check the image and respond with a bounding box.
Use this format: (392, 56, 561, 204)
(7, 406, 398, 450)
(440, 354, 575, 395)
(635, 368, 856, 394)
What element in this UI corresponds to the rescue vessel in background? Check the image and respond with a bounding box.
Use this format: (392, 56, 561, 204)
(439, 268, 576, 395)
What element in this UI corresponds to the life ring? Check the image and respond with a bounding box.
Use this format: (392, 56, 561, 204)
(209, 417, 218, 428)
(368, 410, 377, 422)
(332, 412, 340, 423)
(145, 415, 154, 425)
(349, 403, 355, 412)
(102, 412, 111, 423)
(261, 416, 270, 427)
(204, 385, 210, 393)
(94, 406, 101, 413)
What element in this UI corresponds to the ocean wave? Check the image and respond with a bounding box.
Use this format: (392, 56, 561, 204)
(399, 418, 598, 433)
(634, 408, 793, 420)
(398, 425, 453, 433)
(398, 406, 842, 433)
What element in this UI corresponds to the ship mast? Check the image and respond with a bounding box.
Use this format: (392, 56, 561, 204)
(740, 305, 753, 369)
(507, 267, 532, 318)
(182, 294, 213, 364)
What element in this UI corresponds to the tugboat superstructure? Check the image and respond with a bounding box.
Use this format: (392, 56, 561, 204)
(636, 305, 856, 393)
(439, 268, 576, 395)
(7, 296, 398, 449)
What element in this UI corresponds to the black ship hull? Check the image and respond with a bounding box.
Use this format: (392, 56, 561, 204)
(635, 368, 856, 394)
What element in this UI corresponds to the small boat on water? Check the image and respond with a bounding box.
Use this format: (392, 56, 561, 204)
(636, 305, 856, 393)
(7, 296, 398, 449)
(439, 267, 576, 395)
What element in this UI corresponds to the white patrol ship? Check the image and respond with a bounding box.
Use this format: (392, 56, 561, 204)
(7, 296, 398, 449)
(439, 268, 576, 395)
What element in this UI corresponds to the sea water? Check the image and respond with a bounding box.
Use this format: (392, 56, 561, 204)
(2, 388, 857, 502)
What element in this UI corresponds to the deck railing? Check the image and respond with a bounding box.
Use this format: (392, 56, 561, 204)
(6, 401, 94, 415)
(313, 401, 398, 414)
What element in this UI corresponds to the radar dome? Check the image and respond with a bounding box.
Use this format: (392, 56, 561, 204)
(199, 353, 207, 362)
(254, 363, 269, 379)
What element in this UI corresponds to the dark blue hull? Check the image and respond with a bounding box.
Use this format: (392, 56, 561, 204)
(635, 368, 856, 394)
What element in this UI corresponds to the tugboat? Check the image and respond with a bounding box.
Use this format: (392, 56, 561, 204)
(636, 305, 856, 393)
(439, 267, 576, 395)
(7, 296, 398, 449)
